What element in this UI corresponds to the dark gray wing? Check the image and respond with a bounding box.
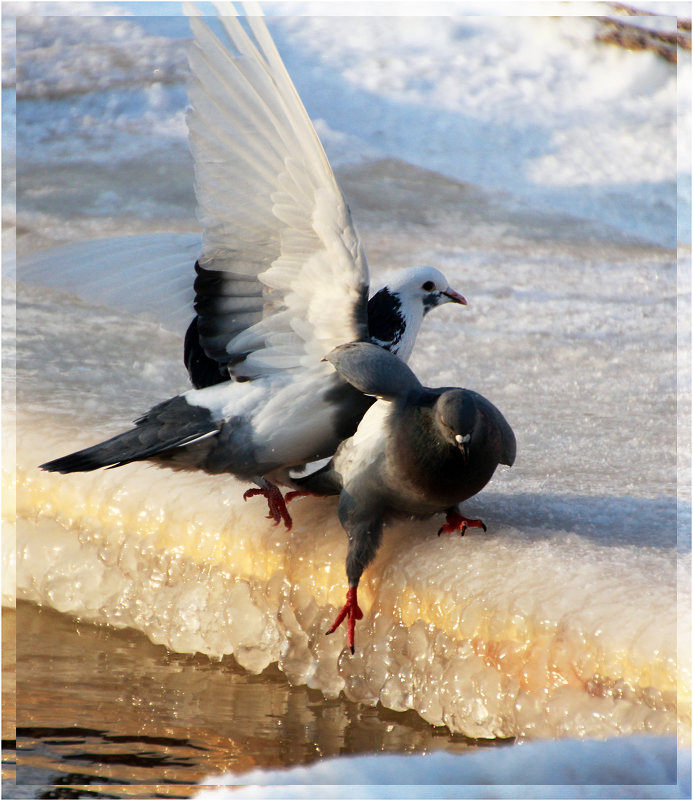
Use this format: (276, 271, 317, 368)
(185, 6, 370, 382)
(326, 342, 424, 402)
(40, 396, 219, 473)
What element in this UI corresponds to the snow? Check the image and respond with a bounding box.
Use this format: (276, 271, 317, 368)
(4, 1, 688, 248)
(3, 0, 690, 788)
(192, 736, 691, 798)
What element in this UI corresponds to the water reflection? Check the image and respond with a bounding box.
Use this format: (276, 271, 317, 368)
(6, 603, 495, 798)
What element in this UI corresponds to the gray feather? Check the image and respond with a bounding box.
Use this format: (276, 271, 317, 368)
(326, 342, 422, 401)
(41, 396, 219, 473)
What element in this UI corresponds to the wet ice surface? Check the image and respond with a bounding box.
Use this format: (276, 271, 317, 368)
(4, 2, 691, 795)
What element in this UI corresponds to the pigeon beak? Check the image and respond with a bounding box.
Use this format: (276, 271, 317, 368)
(443, 288, 467, 305)
(455, 432, 471, 461)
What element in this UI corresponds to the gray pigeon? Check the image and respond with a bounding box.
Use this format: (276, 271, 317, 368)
(293, 342, 516, 652)
(39, 8, 467, 530)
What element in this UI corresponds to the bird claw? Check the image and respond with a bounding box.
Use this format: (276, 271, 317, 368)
(284, 490, 314, 504)
(243, 482, 293, 530)
(326, 586, 363, 654)
(437, 510, 487, 537)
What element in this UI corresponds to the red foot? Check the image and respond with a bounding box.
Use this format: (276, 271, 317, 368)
(438, 509, 487, 537)
(326, 586, 363, 654)
(284, 490, 315, 504)
(243, 482, 293, 530)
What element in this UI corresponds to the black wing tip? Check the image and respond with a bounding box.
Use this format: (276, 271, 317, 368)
(39, 453, 107, 473)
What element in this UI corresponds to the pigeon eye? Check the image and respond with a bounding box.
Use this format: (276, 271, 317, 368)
(422, 281, 435, 292)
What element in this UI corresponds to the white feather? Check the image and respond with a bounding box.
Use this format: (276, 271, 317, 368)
(16, 234, 201, 337)
(333, 400, 391, 480)
(185, 7, 369, 378)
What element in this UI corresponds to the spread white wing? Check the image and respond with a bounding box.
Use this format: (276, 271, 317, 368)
(185, 2, 370, 381)
(16, 234, 201, 336)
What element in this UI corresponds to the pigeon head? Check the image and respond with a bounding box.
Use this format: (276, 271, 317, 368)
(434, 389, 480, 460)
(368, 266, 466, 362)
(384, 265, 466, 313)
(409, 266, 468, 315)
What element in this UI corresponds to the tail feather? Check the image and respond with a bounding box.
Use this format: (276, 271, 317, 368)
(40, 396, 219, 474)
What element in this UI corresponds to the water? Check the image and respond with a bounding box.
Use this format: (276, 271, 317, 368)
(4, 2, 691, 795)
(4, 603, 504, 798)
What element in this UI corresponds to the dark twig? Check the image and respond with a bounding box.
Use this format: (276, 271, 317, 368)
(596, 7, 691, 64)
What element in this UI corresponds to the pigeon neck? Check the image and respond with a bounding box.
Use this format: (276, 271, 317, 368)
(367, 286, 423, 363)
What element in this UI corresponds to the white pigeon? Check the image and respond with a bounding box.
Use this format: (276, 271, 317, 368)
(40, 4, 467, 529)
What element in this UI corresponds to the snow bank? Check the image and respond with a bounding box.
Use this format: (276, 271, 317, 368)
(192, 736, 689, 799)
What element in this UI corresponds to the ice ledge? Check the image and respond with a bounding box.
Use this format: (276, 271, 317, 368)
(9, 430, 690, 743)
